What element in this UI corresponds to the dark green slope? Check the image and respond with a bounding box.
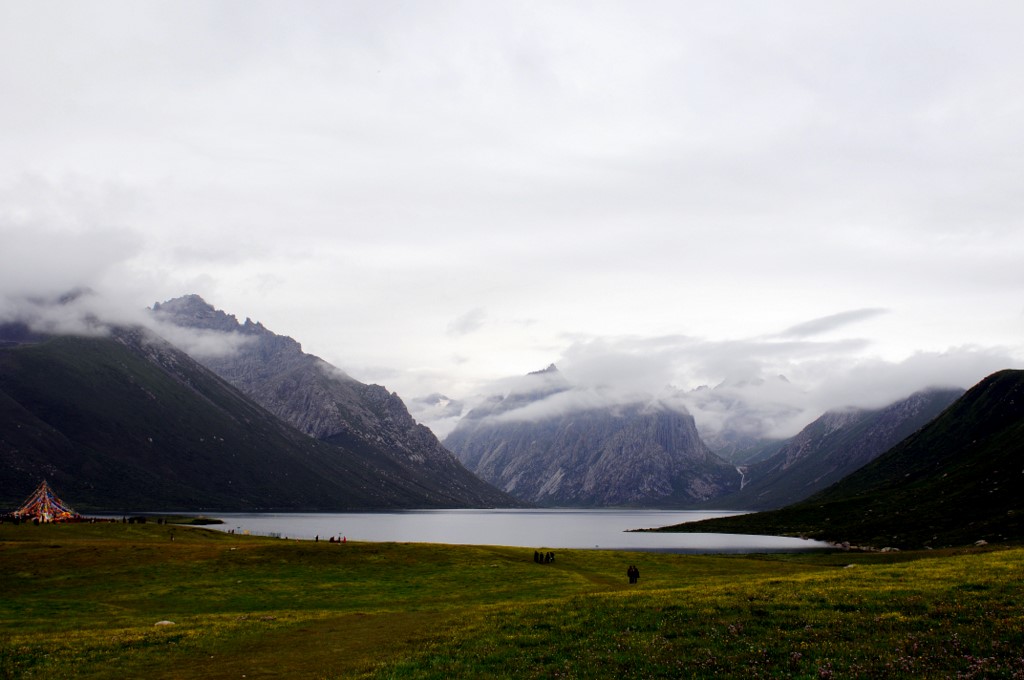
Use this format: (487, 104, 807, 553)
(665, 370, 1024, 548)
(0, 330, 489, 511)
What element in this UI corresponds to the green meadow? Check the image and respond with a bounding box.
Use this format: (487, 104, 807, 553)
(1, 523, 1022, 679)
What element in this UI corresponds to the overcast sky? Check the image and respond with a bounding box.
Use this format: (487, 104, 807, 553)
(2, 1, 1023, 437)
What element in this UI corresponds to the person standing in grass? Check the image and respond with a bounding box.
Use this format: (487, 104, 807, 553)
(627, 565, 640, 584)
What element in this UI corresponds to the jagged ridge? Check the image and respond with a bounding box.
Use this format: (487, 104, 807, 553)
(152, 295, 517, 508)
(444, 367, 741, 507)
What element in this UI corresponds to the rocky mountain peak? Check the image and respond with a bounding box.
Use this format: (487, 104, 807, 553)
(153, 296, 303, 359)
(150, 295, 516, 507)
(445, 401, 740, 506)
(152, 295, 239, 332)
(529, 363, 560, 375)
(445, 366, 741, 506)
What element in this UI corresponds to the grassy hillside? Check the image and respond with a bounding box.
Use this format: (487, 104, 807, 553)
(667, 370, 1024, 549)
(2, 523, 1022, 678)
(0, 331, 501, 511)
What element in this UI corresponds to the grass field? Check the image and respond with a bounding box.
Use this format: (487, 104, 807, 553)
(1, 522, 1022, 679)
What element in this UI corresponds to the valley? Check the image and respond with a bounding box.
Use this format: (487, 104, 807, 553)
(3, 296, 1023, 553)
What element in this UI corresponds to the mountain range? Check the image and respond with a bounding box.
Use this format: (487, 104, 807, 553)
(150, 295, 511, 508)
(669, 369, 1024, 548)
(443, 365, 743, 506)
(4, 292, 1020, 549)
(703, 387, 964, 510)
(0, 297, 516, 511)
(441, 365, 969, 511)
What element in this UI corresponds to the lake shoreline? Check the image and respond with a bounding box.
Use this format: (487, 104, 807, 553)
(170, 508, 833, 554)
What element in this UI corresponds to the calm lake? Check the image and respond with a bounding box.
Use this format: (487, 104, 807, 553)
(201, 509, 831, 553)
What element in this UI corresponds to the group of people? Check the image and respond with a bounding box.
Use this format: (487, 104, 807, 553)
(532, 550, 641, 584)
(627, 564, 641, 584)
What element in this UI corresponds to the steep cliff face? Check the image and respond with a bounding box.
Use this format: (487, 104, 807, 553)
(444, 368, 741, 507)
(705, 387, 964, 510)
(151, 295, 517, 507)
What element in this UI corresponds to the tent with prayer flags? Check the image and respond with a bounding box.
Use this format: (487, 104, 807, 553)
(14, 480, 78, 522)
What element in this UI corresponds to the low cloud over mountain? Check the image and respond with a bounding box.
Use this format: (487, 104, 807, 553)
(418, 326, 1011, 444)
(1, 288, 1016, 448)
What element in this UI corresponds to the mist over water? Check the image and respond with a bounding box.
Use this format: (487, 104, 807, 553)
(202, 509, 831, 553)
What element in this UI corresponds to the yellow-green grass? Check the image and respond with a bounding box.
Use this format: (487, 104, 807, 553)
(1, 523, 1021, 679)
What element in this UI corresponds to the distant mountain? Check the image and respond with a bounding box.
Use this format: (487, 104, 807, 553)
(701, 433, 787, 467)
(705, 387, 964, 510)
(151, 295, 514, 508)
(409, 393, 465, 421)
(443, 366, 742, 506)
(687, 375, 805, 465)
(0, 326, 508, 511)
(666, 370, 1024, 548)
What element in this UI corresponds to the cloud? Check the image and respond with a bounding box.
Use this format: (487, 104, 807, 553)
(793, 348, 1010, 412)
(145, 322, 256, 360)
(3, 4, 1024, 447)
(448, 312, 1018, 441)
(0, 290, 113, 338)
(0, 286, 259, 364)
(779, 308, 889, 338)
(683, 377, 806, 442)
(446, 307, 487, 336)
(0, 179, 144, 301)
(485, 385, 663, 425)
